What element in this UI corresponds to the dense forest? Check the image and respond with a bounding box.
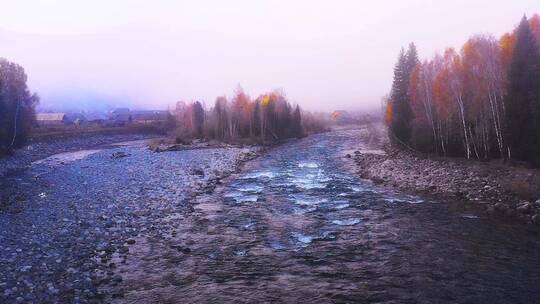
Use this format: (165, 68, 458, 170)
(0, 58, 39, 153)
(173, 87, 326, 144)
(386, 14, 540, 165)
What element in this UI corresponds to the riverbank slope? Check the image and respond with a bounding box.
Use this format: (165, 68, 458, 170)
(346, 124, 540, 224)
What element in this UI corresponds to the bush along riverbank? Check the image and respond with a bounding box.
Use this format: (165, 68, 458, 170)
(347, 129, 540, 225)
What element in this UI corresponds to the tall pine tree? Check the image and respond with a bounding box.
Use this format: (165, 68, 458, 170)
(291, 105, 302, 138)
(390, 43, 419, 144)
(505, 16, 540, 164)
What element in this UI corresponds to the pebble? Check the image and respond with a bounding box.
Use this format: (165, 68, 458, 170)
(516, 202, 531, 214)
(353, 146, 540, 223)
(0, 135, 259, 302)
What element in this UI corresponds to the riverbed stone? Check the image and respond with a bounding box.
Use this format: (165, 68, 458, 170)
(0, 134, 260, 303)
(516, 202, 532, 214)
(494, 203, 509, 212)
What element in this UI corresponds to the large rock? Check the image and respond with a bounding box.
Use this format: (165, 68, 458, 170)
(111, 151, 129, 159)
(494, 203, 509, 213)
(191, 168, 205, 176)
(151, 144, 185, 153)
(516, 202, 532, 214)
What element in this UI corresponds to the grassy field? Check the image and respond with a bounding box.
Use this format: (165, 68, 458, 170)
(30, 123, 169, 142)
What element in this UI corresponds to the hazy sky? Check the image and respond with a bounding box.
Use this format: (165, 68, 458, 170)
(0, 0, 538, 112)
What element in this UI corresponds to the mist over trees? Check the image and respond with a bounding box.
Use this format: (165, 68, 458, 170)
(0, 58, 39, 153)
(173, 87, 325, 143)
(385, 14, 540, 165)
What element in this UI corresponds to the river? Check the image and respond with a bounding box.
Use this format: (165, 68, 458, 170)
(116, 129, 540, 303)
(2, 129, 540, 303)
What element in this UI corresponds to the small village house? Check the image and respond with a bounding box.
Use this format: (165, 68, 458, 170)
(108, 108, 132, 125)
(36, 113, 87, 126)
(36, 113, 68, 126)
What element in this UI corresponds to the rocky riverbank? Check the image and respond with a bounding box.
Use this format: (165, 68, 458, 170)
(346, 126, 540, 225)
(0, 135, 262, 303)
(0, 133, 161, 178)
(84, 129, 540, 304)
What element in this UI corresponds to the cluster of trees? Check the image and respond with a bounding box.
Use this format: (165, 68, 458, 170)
(174, 87, 324, 143)
(386, 14, 540, 165)
(0, 58, 39, 153)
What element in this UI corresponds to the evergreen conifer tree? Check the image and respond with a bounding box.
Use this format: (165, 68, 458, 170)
(505, 16, 540, 163)
(390, 43, 418, 144)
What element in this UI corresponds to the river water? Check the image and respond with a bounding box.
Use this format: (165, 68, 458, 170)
(146, 129, 540, 304)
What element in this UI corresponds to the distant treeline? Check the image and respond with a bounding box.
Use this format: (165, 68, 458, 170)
(173, 88, 326, 144)
(0, 58, 39, 153)
(386, 14, 540, 165)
